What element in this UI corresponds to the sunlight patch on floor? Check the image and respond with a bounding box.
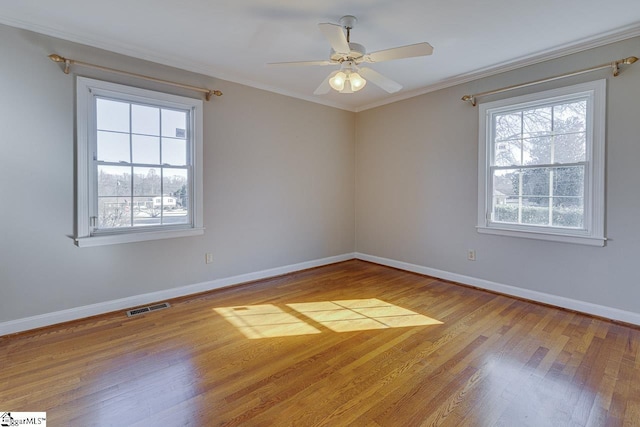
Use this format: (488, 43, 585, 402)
(214, 299, 442, 339)
(287, 299, 442, 332)
(213, 304, 321, 339)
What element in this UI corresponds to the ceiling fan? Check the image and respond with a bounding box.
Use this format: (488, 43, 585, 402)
(268, 15, 433, 95)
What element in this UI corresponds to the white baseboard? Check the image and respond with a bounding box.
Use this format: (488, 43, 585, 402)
(0, 253, 355, 336)
(355, 252, 640, 326)
(5, 251, 638, 336)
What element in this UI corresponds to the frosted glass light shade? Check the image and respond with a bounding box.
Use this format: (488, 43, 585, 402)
(349, 72, 366, 91)
(329, 72, 346, 91)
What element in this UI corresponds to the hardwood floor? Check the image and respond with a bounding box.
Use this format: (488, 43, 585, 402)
(2, 260, 639, 426)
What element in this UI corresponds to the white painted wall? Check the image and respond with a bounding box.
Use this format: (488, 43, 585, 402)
(0, 24, 355, 324)
(356, 37, 640, 315)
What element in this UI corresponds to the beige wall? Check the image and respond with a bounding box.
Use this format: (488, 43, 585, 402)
(2, 21, 639, 328)
(0, 24, 355, 323)
(356, 36, 640, 315)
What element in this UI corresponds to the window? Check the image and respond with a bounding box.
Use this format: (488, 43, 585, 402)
(477, 80, 605, 246)
(76, 77, 204, 247)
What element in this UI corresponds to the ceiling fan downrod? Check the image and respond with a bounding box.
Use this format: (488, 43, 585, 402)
(339, 15, 357, 42)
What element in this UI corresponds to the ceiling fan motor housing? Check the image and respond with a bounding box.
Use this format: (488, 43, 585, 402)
(330, 42, 366, 62)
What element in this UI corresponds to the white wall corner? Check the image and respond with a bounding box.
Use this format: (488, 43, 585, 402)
(354, 252, 640, 326)
(0, 253, 356, 337)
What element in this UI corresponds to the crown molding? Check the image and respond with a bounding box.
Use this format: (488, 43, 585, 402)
(0, 16, 357, 112)
(356, 22, 640, 112)
(1, 15, 638, 113)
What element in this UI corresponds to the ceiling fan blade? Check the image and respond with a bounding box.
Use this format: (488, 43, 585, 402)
(358, 68, 402, 93)
(268, 60, 334, 67)
(365, 42, 433, 63)
(313, 71, 338, 95)
(318, 23, 350, 54)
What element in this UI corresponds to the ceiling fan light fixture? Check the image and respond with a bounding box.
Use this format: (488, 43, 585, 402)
(349, 72, 366, 91)
(329, 71, 346, 91)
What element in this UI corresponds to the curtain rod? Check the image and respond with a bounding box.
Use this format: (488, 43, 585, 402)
(48, 54, 222, 101)
(461, 56, 637, 106)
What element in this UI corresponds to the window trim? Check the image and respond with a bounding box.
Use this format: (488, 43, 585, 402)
(477, 79, 606, 246)
(75, 77, 204, 247)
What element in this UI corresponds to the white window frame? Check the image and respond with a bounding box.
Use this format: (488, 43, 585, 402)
(75, 77, 204, 247)
(477, 79, 606, 246)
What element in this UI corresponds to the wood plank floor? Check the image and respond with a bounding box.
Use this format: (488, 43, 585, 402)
(2, 260, 639, 426)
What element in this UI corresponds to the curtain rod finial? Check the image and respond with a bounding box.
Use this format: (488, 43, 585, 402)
(205, 90, 223, 101)
(461, 95, 476, 106)
(49, 54, 66, 63)
(625, 56, 638, 65)
(49, 54, 71, 74)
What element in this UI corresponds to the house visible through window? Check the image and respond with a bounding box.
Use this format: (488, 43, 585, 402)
(76, 77, 204, 247)
(477, 80, 606, 246)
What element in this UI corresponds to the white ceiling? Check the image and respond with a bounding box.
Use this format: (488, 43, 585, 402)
(2, 1, 639, 111)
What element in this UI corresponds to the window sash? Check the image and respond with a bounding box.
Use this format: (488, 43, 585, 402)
(488, 163, 586, 229)
(89, 98, 195, 235)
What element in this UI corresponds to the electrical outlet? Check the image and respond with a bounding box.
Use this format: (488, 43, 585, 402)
(467, 250, 476, 261)
(205, 253, 213, 264)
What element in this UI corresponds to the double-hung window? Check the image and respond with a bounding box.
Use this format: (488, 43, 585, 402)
(76, 77, 204, 247)
(477, 80, 606, 246)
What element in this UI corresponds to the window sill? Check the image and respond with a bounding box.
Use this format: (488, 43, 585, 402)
(477, 226, 605, 247)
(75, 227, 205, 247)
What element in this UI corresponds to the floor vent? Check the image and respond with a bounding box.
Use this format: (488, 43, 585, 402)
(126, 302, 171, 317)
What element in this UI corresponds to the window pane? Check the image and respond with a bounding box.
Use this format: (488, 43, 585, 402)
(554, 100, 587, 164)
(133, 196, 161, 227)
(133, 167, 161, 227)
(132, 135, 160, 164)
(553, 166, 584, 198)
(521, 168, 550, 198)
(162, 168, 189, 224)
(162, 109, 187, 138)
(97, 165, 131, 197)
(493, 169, 518, 198)
(552, 197, 584, 228)
(133, 167, 161, 196)
(494, 140, 522, 167)
(97, 131, 130, 163)
(522, 106, 552, 138)
(494, 112, 522, 142)
(554, 101, 586, 133)
(523, 136, 552, 165)
(132, 104, 160, 136)
(162, 168, 188, 197)
(554, 132, 586, 163)
(493, 203, 518, 223)
(97, 166, 132, 227)
(98, 197, 131, 228)
(96, 99, 129, 133)
(162, 138, 187, 165)
(521, 197, 549, 225)
(492, 168, 520, 223)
